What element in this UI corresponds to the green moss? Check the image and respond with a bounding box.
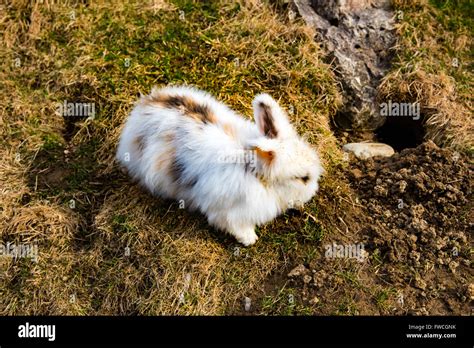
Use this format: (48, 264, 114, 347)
(112, 215, 137, 234)
(41, 133, 64, 152)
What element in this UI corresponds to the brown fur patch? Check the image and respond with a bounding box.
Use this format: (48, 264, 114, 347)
(155, 134, 175, 171)
(168, 156, 184, 184)
(155, 148, 174, 172)
(133, 135, 146, 154)
(222, 123, 235, 138)
(259, 102, 278, 138)
(168, 155, 198, 188)
(164, 132, 174, 143)
(146, 93, 216, 124)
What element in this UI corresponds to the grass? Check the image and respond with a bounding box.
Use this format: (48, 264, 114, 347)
(335, 270, 363, 290)
(0, 0, 341, 315)
(373, 287, 397, 313)
(335, 299, 359, 315)
(260, 285, 313, 315)
(0, 0, 471, 315)
(379, 0, 473, 151)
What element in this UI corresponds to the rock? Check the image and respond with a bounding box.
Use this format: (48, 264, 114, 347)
(303, 274, 312, 284)
(374, 185, 388, 197)
(414, 276, 427, 290)
(312, 269, 327, 288)
(397, 180, 408, 193)
(359, 248, 369, 261)
(244, 297, 251, 312)
(309, 296, 320, 305)
(350, 168, 363, 179)
(410, 251, 421, 262)
(467, 284, 474, 301)
(448, 260, 459, 274)
(383, 209, 392, 218)
(343, 142, 395, 159)
(287, 264, 308, 277)
(293, 0, 396, 130)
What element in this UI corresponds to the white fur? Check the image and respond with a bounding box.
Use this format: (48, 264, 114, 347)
(116, 85, 324, 246)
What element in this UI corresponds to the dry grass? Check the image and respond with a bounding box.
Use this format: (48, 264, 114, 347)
(378, 0, 473, 151)
(0, 0, 343, 315)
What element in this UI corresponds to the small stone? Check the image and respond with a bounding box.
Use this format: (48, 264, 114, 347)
(411, 204, 426, 217)
(436, 238, 448, 250)
(467, 284, 474, 301)
(448, 260, 459, 274)
(418, 307, 429, 315)
(244, 297, 251, 312)
(374, 185, 388, 197)
(342, 142, 395, 160)
(383, 210, 392, 218)
(410, 251, 421, 262)
(397, 180, 408, 193)
(287, 264, 308, 277)
(312, 270, 327, 288)
(303, 275, 312, 284)
(350, 168, 363, 179)
(414, 276, 427, 290)
(359, 248, 369, 261)
(309, 296, 320, 305)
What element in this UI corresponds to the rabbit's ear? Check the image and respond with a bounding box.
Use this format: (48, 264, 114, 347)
(253, 146, 275, 165)
(252, 94, 293, 139)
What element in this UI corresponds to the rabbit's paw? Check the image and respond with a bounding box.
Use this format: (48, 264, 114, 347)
(234, 227, 259, 247)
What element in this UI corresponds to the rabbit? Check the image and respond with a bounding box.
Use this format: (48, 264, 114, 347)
(116, 85, 324, 246)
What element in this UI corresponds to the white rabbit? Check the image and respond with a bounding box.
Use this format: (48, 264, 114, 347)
(116, 85, 323, 246)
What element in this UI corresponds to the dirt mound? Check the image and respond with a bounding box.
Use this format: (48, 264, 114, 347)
(259, 141, 472, 315)
(345, 141, 472, 314)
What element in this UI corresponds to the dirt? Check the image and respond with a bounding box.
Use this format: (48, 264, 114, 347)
(253, 141, 472, 315)
(349, 140, 472, 313)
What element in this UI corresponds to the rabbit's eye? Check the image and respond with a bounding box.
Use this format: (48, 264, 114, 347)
(298, 175, 310, 184)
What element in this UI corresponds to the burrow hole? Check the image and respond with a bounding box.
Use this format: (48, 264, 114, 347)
(375, 115, 426, 151)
